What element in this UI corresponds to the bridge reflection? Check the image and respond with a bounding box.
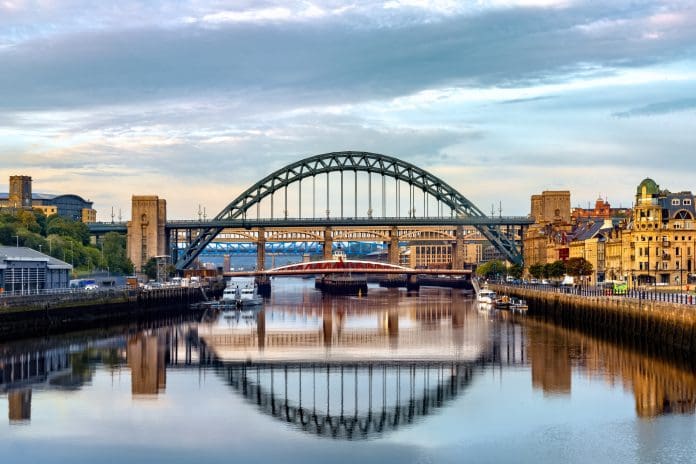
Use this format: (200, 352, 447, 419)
(220, 362, 475, 440)
(1, 298, 695, 429)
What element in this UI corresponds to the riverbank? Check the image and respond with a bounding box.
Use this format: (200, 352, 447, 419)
(491, 284, 696, 360)
(0, 285, 222, 341)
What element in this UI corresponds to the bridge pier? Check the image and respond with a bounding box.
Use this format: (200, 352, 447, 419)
(323, 227, 333, 260)
(257, 228, 266, 271)
(255, 276, 271, 297)
(388, 227, 400, 265)
(451, 225, 465, 270)
(406, 274, 420, 292)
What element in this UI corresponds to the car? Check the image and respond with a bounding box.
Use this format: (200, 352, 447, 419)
(84, 284, 99, 291)
(529, 278, 539, 284)
(540, 279, 550, 285)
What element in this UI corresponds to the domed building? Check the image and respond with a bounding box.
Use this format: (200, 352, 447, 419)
(620, 178, 696, 286)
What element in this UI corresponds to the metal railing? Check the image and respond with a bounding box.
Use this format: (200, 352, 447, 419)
(490, 280, 696, 306)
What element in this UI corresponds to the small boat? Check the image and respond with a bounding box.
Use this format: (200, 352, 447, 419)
(237, 285, 263, 307)
(510, 297, 528, 313)
(477, 287, 497, 304)
(222, 282, 264, 308)
(494, 294, 511, 310)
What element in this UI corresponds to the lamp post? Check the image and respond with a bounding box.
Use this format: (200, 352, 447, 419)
(12, 235, 19, 248)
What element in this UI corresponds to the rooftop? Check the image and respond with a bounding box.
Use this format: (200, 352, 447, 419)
(0, 246, 72, 270)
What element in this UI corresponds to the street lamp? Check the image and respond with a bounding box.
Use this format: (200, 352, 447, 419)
(11, 235, 19, 247)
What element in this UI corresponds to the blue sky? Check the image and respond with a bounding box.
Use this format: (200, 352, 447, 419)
(1, 0, 695, 219)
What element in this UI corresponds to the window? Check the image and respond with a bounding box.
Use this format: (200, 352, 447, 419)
(684, 198, 692, 206)
(672, 199, 681, 206)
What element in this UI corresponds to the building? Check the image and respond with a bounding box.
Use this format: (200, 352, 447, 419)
(525, 179, 696, 288)
(531, 190, 571, 224)
(523, 191, 573, 272)
(0, 247, 72, 294)
(8, 175, 32, 209)
(571, 196, 631, 223)
(127, 195, 168, 272)
(623, 178, 696, 287)
(0, 176, 96, 223)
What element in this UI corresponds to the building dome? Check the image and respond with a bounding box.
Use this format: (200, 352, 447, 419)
(637, 178, 659, 196)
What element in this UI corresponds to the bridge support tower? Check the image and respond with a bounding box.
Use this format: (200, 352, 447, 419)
(388, 227, 400, 265)
(257, 228, 266, 271)
(323, 227, 333, 260)
(127, 195, 167, 272)
(451, 225, 465, 270)
(406, 274, 420, 292)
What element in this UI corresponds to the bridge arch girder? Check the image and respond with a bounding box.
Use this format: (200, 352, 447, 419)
(331, 229, 391, 241)
(176, 151, 522, 270)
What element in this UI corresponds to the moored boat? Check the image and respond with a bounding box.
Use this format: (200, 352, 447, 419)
(510, 297, 528, 313)
(477, 288, 497, 304)
(494, 295, 511, 310)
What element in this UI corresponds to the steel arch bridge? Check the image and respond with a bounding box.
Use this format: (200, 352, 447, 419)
(175, 151, 523, 270)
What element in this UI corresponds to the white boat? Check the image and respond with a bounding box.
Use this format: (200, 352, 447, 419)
(238, 285, 263, 307)
(477, 288, 497, 304)
(222, 281, 264, 308)
(510, 297, 528, 313)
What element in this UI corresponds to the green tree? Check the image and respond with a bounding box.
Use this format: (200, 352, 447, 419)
(508, 263, 523, 279)
(143, 258, 158, 280)
(101, 232, 134, 275)
(476, 260, 506, 279)
(546, 260, 567, 280)
(566, 257, 593, 279)
(528, 263, 544, 279)
(46, 216, 90, 244)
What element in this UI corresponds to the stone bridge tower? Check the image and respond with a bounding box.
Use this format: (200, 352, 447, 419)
(127, 196, 167, 272)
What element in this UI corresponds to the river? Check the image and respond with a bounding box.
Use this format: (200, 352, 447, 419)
(1, 278, 694, 463)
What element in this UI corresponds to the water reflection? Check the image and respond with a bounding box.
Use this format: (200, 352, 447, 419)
(526, 321, 696, 417)
(0, 282, 694, 437)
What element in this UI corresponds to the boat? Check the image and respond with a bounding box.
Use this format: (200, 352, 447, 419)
(477, 287, 497, 304)
(510, 297, 528, 313)
(494, 294, 511, 310)
(237, 285, 263, 307)
(222, 280, 264, 308)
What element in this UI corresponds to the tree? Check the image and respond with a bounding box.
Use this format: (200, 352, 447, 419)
(508, 263, 523, 279)
(546, 260, 567, 280)
(101, 232, 134, 275)
(143, 257, 158, 280)
(475, 259, 506, 278)
(566, 257, 593, 279)
(528, 263, 544, 279)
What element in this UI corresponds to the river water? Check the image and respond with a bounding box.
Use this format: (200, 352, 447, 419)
(1, 279, 695, 463)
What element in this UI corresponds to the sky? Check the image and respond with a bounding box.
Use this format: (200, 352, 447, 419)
(1, 0, 695, 219)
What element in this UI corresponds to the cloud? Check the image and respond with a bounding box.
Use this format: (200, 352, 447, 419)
(612, 98, 696, 117)
(1, 1, 695, 114)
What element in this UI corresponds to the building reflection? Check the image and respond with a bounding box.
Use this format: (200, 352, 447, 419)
(527, 321, 696, 417)
(128, 333, 167, 396)
(8, 389, 31, 423)
(528, 326, 572, 395)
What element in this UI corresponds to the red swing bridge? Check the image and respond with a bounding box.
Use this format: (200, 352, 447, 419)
(224, 258, 472, 295)
(223, 259, 471, 277)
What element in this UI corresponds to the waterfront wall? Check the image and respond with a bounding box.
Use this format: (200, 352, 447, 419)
(491, 285, 696, 359)
(0, 286, 217, 340)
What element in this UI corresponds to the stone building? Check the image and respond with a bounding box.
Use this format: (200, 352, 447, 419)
(621, 178, 696, 287)
(126, 195, 168, 272)
(523, 191, 573, 271)
(0, 175, 97, 222)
